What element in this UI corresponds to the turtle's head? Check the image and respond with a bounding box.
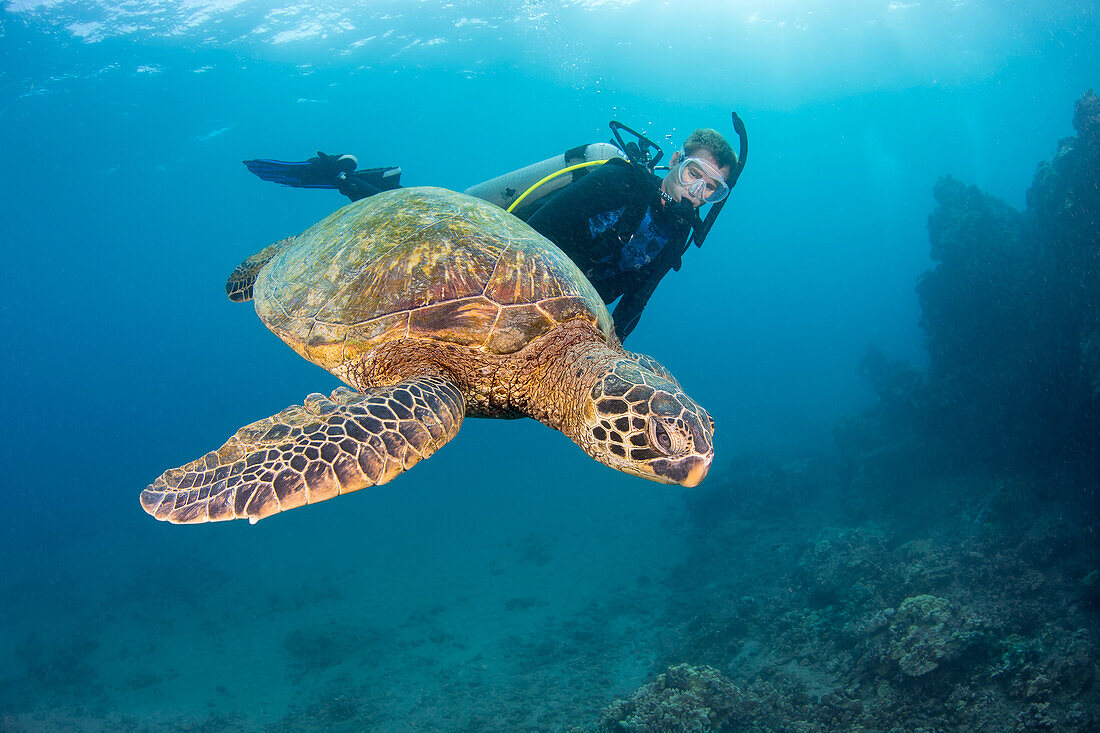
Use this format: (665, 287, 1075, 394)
(579, 357, 714, 487)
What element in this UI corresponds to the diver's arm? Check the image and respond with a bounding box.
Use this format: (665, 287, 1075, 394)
(611, 266, 666, 341)
(610, 220, 692, 341)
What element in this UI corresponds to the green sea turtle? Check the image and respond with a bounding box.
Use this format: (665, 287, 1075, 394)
(141, 187, 714, 524)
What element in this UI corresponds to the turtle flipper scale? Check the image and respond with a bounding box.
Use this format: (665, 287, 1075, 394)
(140, 377, 465, 524)
(225, 236, 295, 303)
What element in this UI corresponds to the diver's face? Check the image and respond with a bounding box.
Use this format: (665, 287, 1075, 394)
(661, 149, 731, 208)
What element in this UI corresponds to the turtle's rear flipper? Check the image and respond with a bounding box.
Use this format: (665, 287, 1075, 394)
(140, 379, 465, 524)
(226, 237, 295, 303)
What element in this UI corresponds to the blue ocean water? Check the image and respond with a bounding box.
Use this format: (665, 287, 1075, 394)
(2, 1, 1098, 730)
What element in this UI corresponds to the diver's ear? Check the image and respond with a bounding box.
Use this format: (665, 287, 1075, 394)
(669, 150, 681, 165)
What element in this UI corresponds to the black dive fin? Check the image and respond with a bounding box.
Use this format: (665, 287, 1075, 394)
(243, 158, 340, 189)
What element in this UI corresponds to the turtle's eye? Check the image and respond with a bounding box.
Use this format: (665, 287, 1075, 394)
(651, 421, 676, 455)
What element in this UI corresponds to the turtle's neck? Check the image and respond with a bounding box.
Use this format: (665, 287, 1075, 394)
(510, 322, 621, 439)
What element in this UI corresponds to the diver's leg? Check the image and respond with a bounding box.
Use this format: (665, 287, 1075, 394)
(336, 167, 404, 202)
(336, 175, 384, 202)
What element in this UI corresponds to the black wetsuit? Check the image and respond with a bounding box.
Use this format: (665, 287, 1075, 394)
(525, 158, 696, 341)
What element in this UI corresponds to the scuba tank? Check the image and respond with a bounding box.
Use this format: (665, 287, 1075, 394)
(464, 142, 626, 219)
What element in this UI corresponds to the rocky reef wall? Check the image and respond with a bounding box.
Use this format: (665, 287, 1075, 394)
(840, 91, 1100, 484)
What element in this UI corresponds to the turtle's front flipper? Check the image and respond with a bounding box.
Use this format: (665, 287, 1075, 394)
(140, 378, 464, 524)
(225, 236, 295, 302)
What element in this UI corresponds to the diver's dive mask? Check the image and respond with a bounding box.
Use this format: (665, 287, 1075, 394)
(675, 155, 729, 204)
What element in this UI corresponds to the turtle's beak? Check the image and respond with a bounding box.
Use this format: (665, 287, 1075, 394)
(648, 454, 711, 487)
(681, 455, 711, 488)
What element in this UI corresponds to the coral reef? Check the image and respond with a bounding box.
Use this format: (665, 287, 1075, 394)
(885, 594, 984, 677)
(591, 664, 744, 733)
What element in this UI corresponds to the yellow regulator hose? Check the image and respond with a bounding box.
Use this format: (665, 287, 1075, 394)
(506, 160, 610, 214)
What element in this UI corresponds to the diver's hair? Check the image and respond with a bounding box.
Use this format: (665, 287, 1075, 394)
(683, 128, 738, 172)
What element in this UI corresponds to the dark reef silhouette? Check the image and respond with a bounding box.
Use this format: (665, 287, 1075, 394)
(839, 90, 1100, 487)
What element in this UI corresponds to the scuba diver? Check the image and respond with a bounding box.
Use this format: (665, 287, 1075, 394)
(243, 116, 747, 342)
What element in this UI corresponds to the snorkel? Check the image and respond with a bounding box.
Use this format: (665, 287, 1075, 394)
(691, 111, 748, 247)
